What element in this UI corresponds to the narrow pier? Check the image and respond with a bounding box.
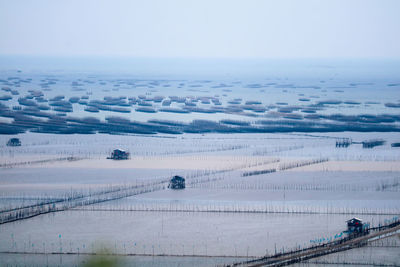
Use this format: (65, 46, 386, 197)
(227, 221, 400, 267)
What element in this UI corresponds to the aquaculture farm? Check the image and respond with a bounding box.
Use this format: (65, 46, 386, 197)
(0, 58, 399, 267)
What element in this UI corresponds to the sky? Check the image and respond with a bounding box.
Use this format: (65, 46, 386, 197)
(0, 0, 399, 59)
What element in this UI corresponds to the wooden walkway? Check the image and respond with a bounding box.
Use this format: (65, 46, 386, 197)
(227, 222, 400, 267)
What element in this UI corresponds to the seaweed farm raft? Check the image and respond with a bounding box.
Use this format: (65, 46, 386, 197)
(336, 138, 352, 148)
(362, 139, 385, 149)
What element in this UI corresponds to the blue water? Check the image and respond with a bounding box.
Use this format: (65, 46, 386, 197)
(0, 56, 399, 127)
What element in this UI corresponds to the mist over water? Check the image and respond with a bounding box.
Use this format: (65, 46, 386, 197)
(1, 56, 399, 134)
(1, 56, 400, 80)
(1, 1, 400, 266)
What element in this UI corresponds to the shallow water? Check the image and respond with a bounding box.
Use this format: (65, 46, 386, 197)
(1, 58, 400, 134)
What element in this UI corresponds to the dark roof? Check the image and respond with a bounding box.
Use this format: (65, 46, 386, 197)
(347, 217, 362, 223)
(171, 175, 185, 181)
(113, 149, 127, 153)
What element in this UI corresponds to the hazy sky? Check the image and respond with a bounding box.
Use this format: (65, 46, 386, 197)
(0, 0, 399, 59)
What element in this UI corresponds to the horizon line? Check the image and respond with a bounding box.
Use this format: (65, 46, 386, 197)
(1, 54, 400, 61)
